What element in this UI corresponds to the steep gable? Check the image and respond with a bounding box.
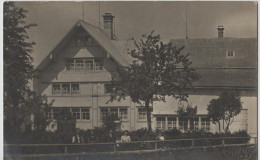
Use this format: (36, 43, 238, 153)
(36, 20, 131, 71)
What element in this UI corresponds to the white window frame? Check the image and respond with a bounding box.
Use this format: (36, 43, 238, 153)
(226, 51, 235, 58)
(201, 117, 210, 131)
(167, 117, 177, 130)
(52, 83, 80, 96)
(156, 117, 166, 130)
(100, 107, 128, 121)
(71, 108, 90, 121)
(138, 108, 147, 120)
(189, 118, 199, 131)
(66, 58, 104, 71)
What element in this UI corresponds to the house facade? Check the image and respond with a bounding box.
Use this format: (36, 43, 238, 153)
(32, 13, 257, 137)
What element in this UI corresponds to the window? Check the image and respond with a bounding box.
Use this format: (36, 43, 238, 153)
(81, 108, 90, 120)
(156, 117, 166, 130)
(62, 84, 70, 95)
(100, 107, 128, 121)
(95, 60, 104, 70)
(85, 59, 94, 70)
(71, 108, 90, 120)
(167, 117, 177, 130)
(46, 108, 63, 120)
(101, 108, 109, 120)
(75, 36, 94, 46)
(52, 84, 61, 95)
(120, 108, 128, 120)
(75, 59, 84, 71)
(190, 118, 199, 131)
(226, 51, 235, 57)
(138, 108, 147, 120)
(179, 118, 188, 131)
(110, 108, 119, 119)
(72, 108, 81, 120)
(66, 58, 103, 71)
(71, 84, 79, 95)
(201, 118, 210, 131)
(52, 83, 80, 95)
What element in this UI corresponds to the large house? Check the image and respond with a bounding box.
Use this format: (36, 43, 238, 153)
(32, 13, 257, 137)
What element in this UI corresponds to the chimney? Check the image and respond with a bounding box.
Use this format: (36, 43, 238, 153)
(103, 13, 114, 40)
(217, 25, 224, 38)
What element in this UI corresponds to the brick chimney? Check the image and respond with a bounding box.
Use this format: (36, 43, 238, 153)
(103, 13, 114, 40)
(217, 25, 224, 38)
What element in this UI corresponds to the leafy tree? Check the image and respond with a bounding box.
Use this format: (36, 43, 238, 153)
(108, 31, 199, 130)
(176, 104, 197, 119)
(207, 92, 242, 133)
(4, 2, 36, 108)
(102, 113, 121, 131)
(4, 2, 52, 137)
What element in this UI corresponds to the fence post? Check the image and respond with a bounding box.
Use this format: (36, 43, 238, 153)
(222, 138, 225, 146)
(192, 140, 195, 160)
(64, 145, 68, 154)
(155, 141, 158, 150)
(114, 143, 116, 152)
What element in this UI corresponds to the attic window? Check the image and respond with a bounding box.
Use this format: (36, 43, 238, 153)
(75, 36, 94, 46)
(226, 51, 235, 57)
(66, 58, 104, 71)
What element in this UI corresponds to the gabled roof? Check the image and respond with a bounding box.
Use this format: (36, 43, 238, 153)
(170, 37, 257, 89)
(36, 20, 131, 70)
(170, 37, 257, 68)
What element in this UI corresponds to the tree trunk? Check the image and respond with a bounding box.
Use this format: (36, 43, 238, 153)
(218, 121, 221, 133)
(145, 99, 152, 131)
(222, 119, 225, 132)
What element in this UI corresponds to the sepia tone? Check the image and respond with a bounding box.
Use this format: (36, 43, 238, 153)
(4, 1, 257, 160)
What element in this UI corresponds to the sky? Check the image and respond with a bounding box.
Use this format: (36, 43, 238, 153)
(16, 1, 257, 67)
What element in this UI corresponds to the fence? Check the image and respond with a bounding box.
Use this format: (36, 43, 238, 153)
(4, 137, 257, 160)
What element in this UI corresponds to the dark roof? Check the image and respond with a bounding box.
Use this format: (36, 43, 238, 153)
(37, 20, 257, 89)
(170, 37, 257, 68)
(169, 38, 257, 89)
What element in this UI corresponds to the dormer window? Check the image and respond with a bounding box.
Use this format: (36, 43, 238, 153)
(66, 58, 104, 71)
(226, 51, 235, 57)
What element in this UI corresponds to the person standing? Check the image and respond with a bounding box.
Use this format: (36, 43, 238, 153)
(107, 130, 115, 142)
(72, 130, 84, 144)
(88, 130, 98, 143)
(121, 131, 131, 143)
(120, 131, 131, 151)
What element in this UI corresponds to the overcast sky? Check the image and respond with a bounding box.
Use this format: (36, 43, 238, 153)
(17, 1, 257, 67)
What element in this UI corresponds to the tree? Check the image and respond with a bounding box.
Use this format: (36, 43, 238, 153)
(3, 2, 53, 137)
(176, 104, 197, 131)
(4, 2, 36, 108)
(176, 104, 197, 119)
(207, 92, 242, 133)
(108, 31, 199, 131)
(102, 113, 121, 132)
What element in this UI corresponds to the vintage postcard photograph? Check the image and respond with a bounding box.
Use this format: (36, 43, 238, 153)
(3, 1, 257, 160)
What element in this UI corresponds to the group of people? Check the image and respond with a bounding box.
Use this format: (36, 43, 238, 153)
(72, 130, 131, 144)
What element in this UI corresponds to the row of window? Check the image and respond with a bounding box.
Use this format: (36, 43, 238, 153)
(47, 107, 129, 121)
(52, 83, 80, 95)
(47, 108, 90, 120)
(156, 117, 210, 131)
(52, 83, 111, 95)
(66, 58, 104, 71)
(46, 107, 149, 121)
(100, 107, 128, 121)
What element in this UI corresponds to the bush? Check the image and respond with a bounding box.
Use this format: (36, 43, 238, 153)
(5, 128, 250, 145)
